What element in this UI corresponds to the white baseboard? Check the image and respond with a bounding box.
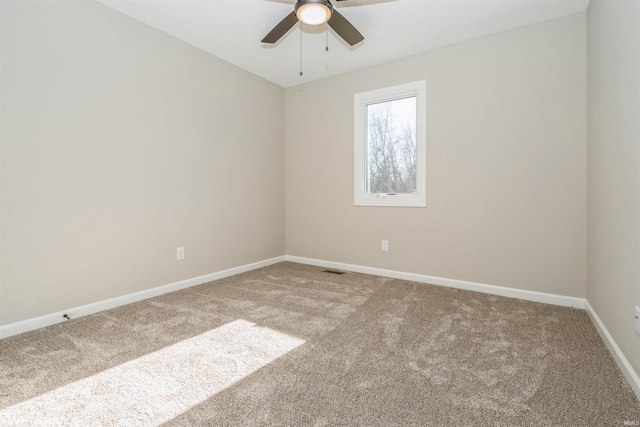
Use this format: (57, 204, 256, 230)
(0, 256, 285, 340)
(284, 255, 585, 309)
(585, 300, 640, 400)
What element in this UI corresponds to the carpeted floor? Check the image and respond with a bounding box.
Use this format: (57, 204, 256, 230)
(1, 261, 639, 426)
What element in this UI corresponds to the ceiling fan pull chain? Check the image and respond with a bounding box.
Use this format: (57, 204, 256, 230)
(325, 23, 329, 70)
(299, 27, 303, 77)
(326, 24, 329, 52)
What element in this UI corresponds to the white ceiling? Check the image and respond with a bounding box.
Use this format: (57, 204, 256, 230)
(97, 0, 590, 88)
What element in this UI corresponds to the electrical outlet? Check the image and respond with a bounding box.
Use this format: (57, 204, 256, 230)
(635, 306, 640, 336)
(381, 240, 389, 252)
(177, 247, 185, 261)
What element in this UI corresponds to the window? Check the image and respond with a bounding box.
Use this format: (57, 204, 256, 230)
(354, 80, 426, 207)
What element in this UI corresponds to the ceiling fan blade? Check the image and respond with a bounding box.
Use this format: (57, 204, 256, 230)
(327, 9, 364, 46)
(262, 11, 299, 44)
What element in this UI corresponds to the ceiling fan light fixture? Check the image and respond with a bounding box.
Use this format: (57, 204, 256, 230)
(262, 0, 362, 46)
(295, 0, 332, 26)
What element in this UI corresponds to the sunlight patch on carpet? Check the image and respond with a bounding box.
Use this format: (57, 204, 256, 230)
(0, 320, 304, 426)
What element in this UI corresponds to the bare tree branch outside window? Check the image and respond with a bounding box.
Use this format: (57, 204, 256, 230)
(366, 97, 417, 194)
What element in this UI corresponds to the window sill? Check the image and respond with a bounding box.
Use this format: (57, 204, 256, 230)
(354, 194, 426, 207)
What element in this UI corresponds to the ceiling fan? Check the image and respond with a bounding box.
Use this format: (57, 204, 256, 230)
(262, 0, 364, 47)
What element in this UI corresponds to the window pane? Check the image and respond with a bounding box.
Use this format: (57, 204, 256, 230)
(366, 96, 417, 194)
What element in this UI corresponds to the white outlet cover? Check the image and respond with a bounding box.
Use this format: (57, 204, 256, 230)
(381, 240, 389, 252)
(177, 247, 185, 261)
(635, 306, 640, 336)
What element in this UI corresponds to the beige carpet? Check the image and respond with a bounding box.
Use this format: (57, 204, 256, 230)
(1, 262, 639, 426)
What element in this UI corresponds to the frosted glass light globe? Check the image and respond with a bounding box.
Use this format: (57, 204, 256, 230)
(296, 3, 331, 25)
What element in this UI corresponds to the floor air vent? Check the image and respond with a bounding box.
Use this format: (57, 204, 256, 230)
(323, 269, 345, 275)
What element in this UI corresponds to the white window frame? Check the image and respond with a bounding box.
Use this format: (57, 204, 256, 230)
(354, 80, 427, 207)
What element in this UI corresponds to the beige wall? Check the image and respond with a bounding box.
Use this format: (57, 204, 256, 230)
(0, 0, 285, 325)
(285, 13, 587, 297)
(0, 3, 594, 331)
(587, 0, 640, 379)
